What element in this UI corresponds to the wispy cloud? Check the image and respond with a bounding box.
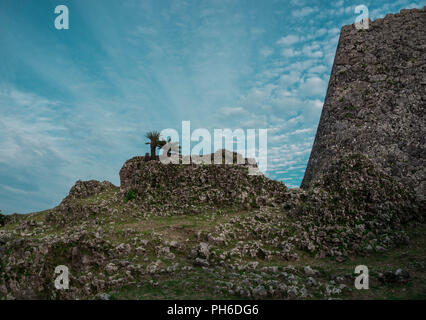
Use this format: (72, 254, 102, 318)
(292, 7, 317, 17)
(276, 34, 300, 46)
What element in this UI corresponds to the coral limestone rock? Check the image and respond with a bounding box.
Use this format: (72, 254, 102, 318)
(302, 8, 426, 200)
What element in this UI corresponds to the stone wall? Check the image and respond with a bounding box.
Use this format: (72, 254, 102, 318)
(118, 152, 288, 213)
(302, 7, 425, 200)
(119, 150, 258, 191)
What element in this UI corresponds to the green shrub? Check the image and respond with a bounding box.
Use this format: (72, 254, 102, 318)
(125, 189, 137, 203)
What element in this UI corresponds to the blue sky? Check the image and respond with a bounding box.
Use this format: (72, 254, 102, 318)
(0, 0, 424, 214)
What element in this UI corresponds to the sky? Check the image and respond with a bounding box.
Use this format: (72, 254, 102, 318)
(0, 0, 425, 214)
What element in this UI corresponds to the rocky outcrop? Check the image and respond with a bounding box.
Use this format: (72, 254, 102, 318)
(59, 180, 116, 205)
(119, 149, 258, 191)
(288, 154, 423, 258)
(44, 180, 118, 227)
(44, 150, 285, 225)
(0, 231, 116, 299)
(118, 151, 288, 214)
(302, 7, 426, 201)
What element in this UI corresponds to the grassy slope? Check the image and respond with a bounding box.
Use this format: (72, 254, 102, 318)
(2, 188, 425, 300)
(107, 224, 425, 300)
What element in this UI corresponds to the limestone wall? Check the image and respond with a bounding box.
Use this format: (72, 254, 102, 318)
(302, 7, 425, 200)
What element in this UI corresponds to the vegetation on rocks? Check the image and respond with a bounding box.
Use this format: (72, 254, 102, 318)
(125, 189, 137, 203)
(145, 130, 167, 160)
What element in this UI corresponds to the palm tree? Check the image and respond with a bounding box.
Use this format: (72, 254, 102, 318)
(145, 130, 163, 160)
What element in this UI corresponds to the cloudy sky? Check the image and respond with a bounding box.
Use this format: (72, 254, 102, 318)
(0, 0, 424, 214)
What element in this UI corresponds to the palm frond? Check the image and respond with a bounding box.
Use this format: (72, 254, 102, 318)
(145, 130, 161, 141)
